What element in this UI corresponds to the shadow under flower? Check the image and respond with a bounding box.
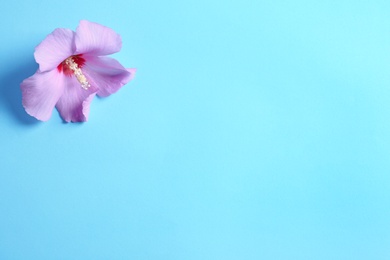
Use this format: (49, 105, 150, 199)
(0, 59, 40, 125)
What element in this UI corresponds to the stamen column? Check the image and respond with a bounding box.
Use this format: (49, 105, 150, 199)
(65, 57, 91, 90)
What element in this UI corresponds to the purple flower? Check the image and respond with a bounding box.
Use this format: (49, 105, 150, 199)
(21, 20, 136, 122)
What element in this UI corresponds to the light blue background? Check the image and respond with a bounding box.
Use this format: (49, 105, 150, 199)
(1, 0, 390, 259)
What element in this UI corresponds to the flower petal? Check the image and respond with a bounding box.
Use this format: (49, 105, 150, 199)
(82, 56, 135, 97)
(127, 68, 137, 81)
(75, 20, 122, 56)
(55, 76, 98, 122)
(34, 28, 75, 72)
(21, 70, 65, 121)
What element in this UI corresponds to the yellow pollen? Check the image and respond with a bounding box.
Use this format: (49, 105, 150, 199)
(65, 57, 91, 90)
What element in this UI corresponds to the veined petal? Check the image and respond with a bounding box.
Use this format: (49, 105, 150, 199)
(82, 56, 135, 97)
(56, 76, 98, 122)
(21, 70, 65, 121)
(75, 20, 122, 56)
(34, 28, 75, 72)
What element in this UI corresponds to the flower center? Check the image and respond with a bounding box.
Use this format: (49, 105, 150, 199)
(57, 55, 91, 90)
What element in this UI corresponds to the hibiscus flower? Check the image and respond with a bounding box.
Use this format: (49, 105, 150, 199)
(21, 20, 136, 122)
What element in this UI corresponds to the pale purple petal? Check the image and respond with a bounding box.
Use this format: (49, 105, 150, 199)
(82, 56, 135, 97)
(127, 68, 137, 81)
(75, 20, 122, 56)
(82, 93, 95, 121)
(55, 76, 98, 122)
(34, 28, 75, 72)
(21, 70, 65, 121)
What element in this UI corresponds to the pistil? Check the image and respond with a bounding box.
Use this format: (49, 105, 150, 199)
(64, 57, 91, 90)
